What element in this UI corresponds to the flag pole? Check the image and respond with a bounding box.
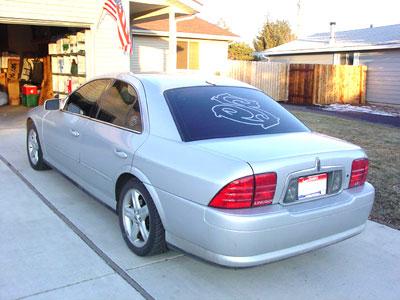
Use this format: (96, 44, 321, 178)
(96, 6, 106, 29)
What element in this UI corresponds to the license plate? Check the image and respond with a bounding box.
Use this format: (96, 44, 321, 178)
(298, 173, 327, 200)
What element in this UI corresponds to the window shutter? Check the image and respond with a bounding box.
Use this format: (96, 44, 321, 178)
(189, 42, 199, 70)
(177, 41, 188, 69)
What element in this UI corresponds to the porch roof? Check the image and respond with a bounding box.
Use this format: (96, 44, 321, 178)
(132, 15, 238, 40)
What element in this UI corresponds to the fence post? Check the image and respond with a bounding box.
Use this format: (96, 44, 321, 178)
(359, 66, 367, 104)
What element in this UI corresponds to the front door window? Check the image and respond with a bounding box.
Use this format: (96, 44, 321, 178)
(64, 79, 111, 117)
(96, 80, 143, 132)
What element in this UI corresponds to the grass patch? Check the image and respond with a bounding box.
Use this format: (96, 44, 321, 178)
(287, 108, 400, 230)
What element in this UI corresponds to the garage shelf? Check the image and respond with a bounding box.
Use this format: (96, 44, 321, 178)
(52, 72, 86, 77)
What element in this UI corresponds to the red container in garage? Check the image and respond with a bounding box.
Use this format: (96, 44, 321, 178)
(67, 79, 72, 93)
(22, 85, 38, 95)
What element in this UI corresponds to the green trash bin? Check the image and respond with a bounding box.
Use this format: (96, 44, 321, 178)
(22, 94, 27, 106)
(22, 85, 38, 107)
(26, 94, 39, 107)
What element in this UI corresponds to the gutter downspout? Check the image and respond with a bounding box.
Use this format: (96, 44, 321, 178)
(168, 6, 177, 73)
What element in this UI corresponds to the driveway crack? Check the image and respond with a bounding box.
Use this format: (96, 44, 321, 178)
(16, 273, 115, 300)
(125, 253, 185, 271)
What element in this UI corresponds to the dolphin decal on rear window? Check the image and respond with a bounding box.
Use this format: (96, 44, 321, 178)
(211, 93, 280, 130)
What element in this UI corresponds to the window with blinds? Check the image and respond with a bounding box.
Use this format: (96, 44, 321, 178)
(177, 41, 199, 70)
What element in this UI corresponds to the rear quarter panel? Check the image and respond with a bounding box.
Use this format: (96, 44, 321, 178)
(133, 135, 253, 206)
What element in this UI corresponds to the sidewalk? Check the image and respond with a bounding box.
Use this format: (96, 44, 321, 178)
(0, 160, 143, 300)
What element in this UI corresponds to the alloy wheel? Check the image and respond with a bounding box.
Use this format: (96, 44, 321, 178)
(28, 129, 39, 165)
(122, 188, 150, 248)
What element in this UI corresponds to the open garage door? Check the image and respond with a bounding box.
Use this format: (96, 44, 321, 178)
(0, 0, 95, 28)
(0, 17, 91, 29)
(0, 23, 89, 110)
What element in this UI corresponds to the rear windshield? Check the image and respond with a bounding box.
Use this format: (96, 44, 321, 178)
(164, 86, 309, 142)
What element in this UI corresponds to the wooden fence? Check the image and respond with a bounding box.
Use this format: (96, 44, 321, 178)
(289, 64, 367, 105)
(225, 60, 289, 101)
(226, 60, 367, 105)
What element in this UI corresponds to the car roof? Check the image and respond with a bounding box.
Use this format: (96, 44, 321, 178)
(130, 73, 255, 91)
(91, 72, 256, 92)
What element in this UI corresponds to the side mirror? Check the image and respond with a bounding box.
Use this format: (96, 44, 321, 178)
(44, 99, 60, 111)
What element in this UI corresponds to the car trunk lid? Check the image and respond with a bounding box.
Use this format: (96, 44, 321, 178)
(191, 132, 366, 204)
(191, 132, 360, 164)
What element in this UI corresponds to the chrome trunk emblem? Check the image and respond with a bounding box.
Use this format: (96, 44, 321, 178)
(316, 157, 321, 172)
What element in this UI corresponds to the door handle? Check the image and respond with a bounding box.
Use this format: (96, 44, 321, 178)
(114, 149, 128, 159)
(70, 129, 80, 137)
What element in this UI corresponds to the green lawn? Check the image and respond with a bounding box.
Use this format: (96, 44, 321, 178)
(287, 108, 400, 230)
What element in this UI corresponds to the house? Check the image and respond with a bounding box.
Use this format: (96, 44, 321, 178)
(131, 15, 238, 74)
(262, 23, 400, 106)
(0, 0, 236, 101)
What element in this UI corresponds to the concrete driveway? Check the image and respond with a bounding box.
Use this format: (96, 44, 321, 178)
(0, 108, 399, 299)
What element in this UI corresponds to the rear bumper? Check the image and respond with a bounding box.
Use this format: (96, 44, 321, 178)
(163, 183, 375, 268)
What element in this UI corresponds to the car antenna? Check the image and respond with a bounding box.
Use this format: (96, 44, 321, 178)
(205, 80, 217, 86)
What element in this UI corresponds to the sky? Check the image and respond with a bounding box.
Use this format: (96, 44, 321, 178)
(199, 0, 400, 45)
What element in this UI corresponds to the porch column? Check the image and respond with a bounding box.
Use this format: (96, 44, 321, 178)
(168, 7, 177, 72)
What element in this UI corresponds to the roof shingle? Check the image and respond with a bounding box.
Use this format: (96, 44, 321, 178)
(132, 16, 238, 39)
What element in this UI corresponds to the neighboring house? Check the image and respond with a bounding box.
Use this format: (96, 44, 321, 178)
(132, 15, 238, 74)
(0, 0, 236, 80)
(262, 23, 400, 106)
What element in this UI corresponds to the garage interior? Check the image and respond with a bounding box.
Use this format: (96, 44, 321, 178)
(0, 23, 87, 111)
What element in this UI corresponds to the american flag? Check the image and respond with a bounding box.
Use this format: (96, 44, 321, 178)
(103, 0, 132, 53)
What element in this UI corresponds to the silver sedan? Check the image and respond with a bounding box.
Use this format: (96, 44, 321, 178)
(27, 73, 374, 267)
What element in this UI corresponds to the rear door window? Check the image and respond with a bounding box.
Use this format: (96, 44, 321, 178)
(164, 86, 309, 142)
(96, 80, 142, 132)
(64, 79, 111, 117)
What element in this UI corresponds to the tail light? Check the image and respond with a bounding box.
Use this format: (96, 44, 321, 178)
(254, 173, 277, 206)
(349, 158, 369, 188)
(209, 173, 277, 209)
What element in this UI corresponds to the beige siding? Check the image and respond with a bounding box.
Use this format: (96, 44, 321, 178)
(268, 54, 334, 64)
(359, 49, 400, 105)
(130, 36, 169, 73)
(0, 0, 195, 27)
(198, 40, 228, 74)
(91, 13, 131, 76)
(130, 35, 229, 74)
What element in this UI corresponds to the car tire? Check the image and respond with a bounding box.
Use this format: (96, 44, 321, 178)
(118, 178, 167, 256)
(27, 122, 50, 171)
